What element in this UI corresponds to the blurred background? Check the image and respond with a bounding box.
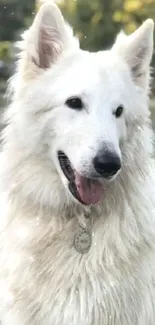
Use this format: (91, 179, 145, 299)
(0, 0, 155, 131)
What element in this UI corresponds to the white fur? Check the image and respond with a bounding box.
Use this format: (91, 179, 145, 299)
(0, 2, 155, 324)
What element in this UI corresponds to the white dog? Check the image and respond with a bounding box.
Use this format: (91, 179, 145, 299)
(0, 2, 155, 324)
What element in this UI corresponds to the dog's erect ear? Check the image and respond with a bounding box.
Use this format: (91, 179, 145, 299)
(113, 19, 154, 89)
(19, 2, 78, 78)
(30, 2, 77, 68)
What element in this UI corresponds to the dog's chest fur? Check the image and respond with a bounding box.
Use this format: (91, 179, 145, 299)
(2, 203, 155, 325)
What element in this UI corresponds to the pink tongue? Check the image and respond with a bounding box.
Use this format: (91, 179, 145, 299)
(75, 172, 104, 205)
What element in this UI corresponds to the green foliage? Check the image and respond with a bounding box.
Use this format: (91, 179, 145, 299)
(0, 0, 154, 70)
(60, 0, 155, 66)
(0, 41, 12, 61)
(0, 0, 35, 41)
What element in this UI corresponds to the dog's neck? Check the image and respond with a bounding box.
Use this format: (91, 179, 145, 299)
(1, 132, 155, 263)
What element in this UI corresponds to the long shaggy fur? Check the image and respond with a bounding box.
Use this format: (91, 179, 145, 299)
(0, 2, 155, 325)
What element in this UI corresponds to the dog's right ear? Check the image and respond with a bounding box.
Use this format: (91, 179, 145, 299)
(19, 2, 78, 79)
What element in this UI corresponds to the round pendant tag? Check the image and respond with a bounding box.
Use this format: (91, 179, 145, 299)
(74, 229, 92, 254)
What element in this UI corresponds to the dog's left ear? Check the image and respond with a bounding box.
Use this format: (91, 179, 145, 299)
(19, 2, 78, 78)
(113, 19, 154, 90)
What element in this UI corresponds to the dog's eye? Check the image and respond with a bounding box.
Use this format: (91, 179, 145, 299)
(65, 97, 83, 110)
(114, 106, 123, 118)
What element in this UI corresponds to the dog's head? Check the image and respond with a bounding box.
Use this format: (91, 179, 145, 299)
(10, 2, 154, 206)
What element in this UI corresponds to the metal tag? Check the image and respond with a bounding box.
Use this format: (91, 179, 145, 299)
(74, 229, 92, 254)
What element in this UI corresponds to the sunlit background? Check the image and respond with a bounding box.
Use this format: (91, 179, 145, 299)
(0, 0, 155, 131)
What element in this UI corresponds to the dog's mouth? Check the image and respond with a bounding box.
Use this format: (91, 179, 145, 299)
(58, 151, 104, 205)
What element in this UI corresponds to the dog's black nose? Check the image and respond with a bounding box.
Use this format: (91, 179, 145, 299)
(93, 151, 121, 178)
